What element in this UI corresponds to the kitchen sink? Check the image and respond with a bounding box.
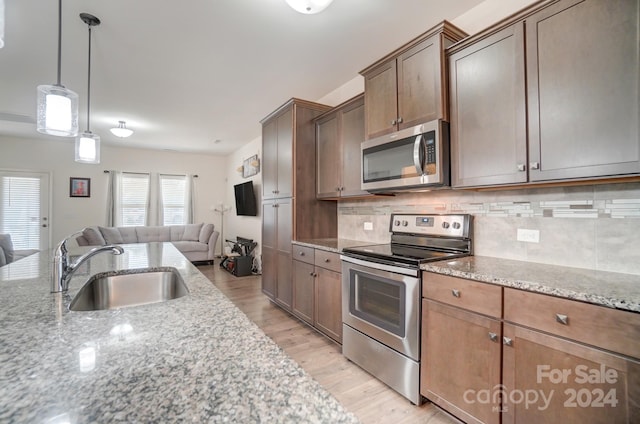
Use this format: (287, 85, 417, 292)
(69, 267, 189, 311)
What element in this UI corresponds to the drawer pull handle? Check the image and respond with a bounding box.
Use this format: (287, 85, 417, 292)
(488, 332, 499, 342)
(452, 289, 461, 298)
(555, 314, 569, 325)
(503, 337, 513, 347)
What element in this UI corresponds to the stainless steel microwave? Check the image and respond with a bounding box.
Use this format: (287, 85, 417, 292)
(361, 120, 449, 193)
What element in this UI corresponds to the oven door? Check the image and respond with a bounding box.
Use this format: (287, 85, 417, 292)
(341, 255, 421, 361)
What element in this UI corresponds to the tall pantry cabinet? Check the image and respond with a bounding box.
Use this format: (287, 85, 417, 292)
(260, 98, 336, 310)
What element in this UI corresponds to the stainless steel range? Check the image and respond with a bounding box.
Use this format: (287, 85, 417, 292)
(340, 214, 473, 404)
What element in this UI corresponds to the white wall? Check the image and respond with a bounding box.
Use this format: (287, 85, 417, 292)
(223, 137, 262, 256)
(0, 135, 226, 248)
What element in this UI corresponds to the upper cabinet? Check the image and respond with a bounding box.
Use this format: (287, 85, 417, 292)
(361, 21, 468, 140)
(262, 108, 293, 199)
(316, 94, 368, 199)
(449, 0, 640, 188)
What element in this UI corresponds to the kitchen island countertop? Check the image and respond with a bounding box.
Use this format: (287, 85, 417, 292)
(0, 242, 359, 423)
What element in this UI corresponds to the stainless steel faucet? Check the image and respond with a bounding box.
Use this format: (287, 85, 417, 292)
(51, 231, 124, 293)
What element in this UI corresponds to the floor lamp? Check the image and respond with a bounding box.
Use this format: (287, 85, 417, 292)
(214, 204, 231, 257)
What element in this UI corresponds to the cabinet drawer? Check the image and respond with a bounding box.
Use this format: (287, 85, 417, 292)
(504, 288, 640, 359)
(292, 245, 314, 265)
(423, 272, 502, 318)
(315, 250, 341, 273)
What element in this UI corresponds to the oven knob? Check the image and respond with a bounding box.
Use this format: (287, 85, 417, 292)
(442, 222, 450, 229)
(452, 222, 461, 230)
(394, 220, 401, 227)
(402, 220, 408, 227)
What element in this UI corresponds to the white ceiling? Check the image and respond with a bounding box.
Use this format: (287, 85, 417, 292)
(0, 0, 486, 155)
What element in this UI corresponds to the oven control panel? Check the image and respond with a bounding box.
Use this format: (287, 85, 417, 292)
(390, 214, 470, 238)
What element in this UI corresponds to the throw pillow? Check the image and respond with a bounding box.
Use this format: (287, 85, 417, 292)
(182, 223, 203, 241)
(199, 224, 214, 243)
(99, 227, 124, 244)
(0, 246, 6, 267)
(83, 227, 106, 246)
(0, 234, 14, 264)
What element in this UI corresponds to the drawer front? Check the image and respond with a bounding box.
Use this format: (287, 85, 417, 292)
(292, 245, 314, 265)
(423, 272, 502, 318)
(315, 249, 341, 273)
(504, 288, 640, 359)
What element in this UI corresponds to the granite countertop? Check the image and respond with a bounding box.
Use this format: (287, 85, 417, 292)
(293, 238, 371, 254)
(423, 256, 640, 313)
(0, 243, 359, 423)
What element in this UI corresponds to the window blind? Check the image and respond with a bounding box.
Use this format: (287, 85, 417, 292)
(160, 174, 186, 226)
(120, 173, 149, 227)
(1, 176, 41, 249)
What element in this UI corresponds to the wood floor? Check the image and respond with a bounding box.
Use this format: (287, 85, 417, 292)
(198, 264, 463, 424)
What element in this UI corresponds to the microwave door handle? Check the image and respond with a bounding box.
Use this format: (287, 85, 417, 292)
(413, 134, 425, 176)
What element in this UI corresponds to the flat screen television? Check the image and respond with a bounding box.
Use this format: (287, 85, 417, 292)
(234, 181, 258, 216)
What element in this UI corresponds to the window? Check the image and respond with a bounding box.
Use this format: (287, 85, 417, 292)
(160, 174, 187, 225)
(0, 172, 49, 250)
(120, 173, 150, 227)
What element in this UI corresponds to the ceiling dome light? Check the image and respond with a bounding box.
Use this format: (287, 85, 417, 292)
(285, 0, 334, 14)
(110, 121, 133, 138)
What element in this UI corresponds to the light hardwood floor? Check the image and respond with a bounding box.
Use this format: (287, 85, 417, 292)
(198, 264, 463, 424)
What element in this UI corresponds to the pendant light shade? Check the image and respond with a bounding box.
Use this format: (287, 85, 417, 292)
(75, 132, 100, 163)
(74, 12, 101, 164)
(110, 121, 133, 138)
(36, 0, 79, 137)
(285, 0, 334, 14)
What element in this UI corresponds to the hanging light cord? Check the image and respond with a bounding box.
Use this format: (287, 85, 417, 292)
(56, 0, 62, 87)
(86, 21, 92, 133)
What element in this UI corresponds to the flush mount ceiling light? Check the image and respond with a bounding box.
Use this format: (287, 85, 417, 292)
(110, 120, 133, 138)
(36, 0, 79, 136)
(285, 0, 334, 14)
(75, 13, 101, 164)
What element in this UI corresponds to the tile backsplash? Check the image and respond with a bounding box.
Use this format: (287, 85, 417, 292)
(338, 182, 640, 276)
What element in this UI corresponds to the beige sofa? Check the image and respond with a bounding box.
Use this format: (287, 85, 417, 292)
(76, 223, 219, 264)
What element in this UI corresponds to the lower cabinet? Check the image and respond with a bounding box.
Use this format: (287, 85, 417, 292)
(421, 272, 640, 424)
(292, 245, 342, 343)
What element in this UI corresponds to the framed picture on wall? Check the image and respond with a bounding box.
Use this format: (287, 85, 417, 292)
(70, 177, 91, 198)
(242, 155, 260, 178)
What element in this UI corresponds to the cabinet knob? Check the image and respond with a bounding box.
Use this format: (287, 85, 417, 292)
(555, 314, 569, 325)
(488, 332, 499, 342)
(396, 117, 403, 124)
(390, 119, 397, 125)
(503, 337, 513, 347)
(530, 162, 540, 170)
(324, 258, 330, 263)
(517, 164, 526, 172)
(298, 251, 305, 256)
(451, 289, 461, 298)
(309, 272, 314, 276)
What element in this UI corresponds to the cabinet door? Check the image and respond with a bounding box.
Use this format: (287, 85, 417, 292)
(527, 0, 640, 181)
(314, 266, 342, 343)
(316, 113, 341, 199)
(262, 119, 279, 199)
(397, 35, 443, 129)
(364, 60, 398, 139)
(421, 300, 502, 424)
(261, 201, 277, 299)
(276, 108, 293, 198)
(502, 323, 640, 424)
(292, 260, 314, 324)
(449, 23, 527, 187)
(274, 199, 292, 310)
(340, 98, 367, 197)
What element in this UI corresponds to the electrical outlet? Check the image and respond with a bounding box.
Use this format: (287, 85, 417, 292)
(363, 222, 374, 231)
(517, 228, 540, 243)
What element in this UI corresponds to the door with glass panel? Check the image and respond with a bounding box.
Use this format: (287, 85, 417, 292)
(0, 171, 50, 250)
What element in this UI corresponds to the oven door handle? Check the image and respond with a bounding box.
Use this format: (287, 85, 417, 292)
(340, 254, 419, 277)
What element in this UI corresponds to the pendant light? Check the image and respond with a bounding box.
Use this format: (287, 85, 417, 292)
(110, 121, 133, 138)
(285, 0, 334, 14)
(75, 13, 101, 164)
(36, 0, 79, 137)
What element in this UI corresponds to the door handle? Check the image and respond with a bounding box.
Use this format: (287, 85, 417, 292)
(413, 134, 426, 176)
